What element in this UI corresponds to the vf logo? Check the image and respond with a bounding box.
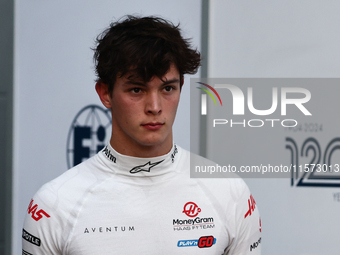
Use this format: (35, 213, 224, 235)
(183, 202, 201, 217)
(67, 105, 112, 168)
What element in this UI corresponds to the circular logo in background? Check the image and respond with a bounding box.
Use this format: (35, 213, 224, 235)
(67, 105, 112, 168)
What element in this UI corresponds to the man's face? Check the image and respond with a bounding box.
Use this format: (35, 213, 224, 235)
(107, 64, 181, 156)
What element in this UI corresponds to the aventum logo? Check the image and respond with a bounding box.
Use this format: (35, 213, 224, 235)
(129, 160, 164, 174)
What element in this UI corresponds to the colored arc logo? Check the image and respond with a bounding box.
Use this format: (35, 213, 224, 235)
(196, 82, 223, 106)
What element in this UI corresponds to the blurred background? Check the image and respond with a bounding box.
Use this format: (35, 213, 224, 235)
(1, 0, 340, 254)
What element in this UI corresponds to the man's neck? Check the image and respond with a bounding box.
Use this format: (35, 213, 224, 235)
(109, 137, 173, 158)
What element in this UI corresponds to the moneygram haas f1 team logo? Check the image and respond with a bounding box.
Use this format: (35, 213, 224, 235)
(183, 202, 201, 217)
(67, 105, 112, 168)
(174, 202, 215, 231)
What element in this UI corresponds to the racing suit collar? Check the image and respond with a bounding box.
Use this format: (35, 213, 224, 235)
(99, 142, 179, 177)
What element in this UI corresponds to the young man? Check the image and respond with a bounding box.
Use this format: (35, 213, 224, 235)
(23, 16, 261, 254)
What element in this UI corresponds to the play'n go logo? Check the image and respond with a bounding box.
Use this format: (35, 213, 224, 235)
(67, 105, 112, 168)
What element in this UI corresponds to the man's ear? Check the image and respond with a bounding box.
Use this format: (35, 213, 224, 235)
(95, 82, 112, 109)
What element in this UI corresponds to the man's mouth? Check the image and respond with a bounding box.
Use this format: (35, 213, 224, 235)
(141, 122, 164, 130)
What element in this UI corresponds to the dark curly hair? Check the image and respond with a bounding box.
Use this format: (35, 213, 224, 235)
(93, 15, 201, 93)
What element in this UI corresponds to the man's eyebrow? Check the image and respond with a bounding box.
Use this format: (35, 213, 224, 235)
(124, 80, 146, 86)
(162, 78, 180, 85)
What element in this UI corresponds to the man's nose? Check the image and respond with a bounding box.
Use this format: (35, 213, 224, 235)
(145, 92, 162, 115)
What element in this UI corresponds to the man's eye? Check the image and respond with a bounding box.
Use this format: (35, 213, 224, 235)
(164, 86, 174, 92)
(131, 88, 142, 93)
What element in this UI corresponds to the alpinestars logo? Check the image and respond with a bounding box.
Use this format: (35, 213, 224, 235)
(27, 199, 50, 221)
(129, 160, 164, 174)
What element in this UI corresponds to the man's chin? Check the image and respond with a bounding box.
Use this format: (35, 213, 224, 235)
(137, 139, 165, 148)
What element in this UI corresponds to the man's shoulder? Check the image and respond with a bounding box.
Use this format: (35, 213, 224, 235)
(32, 155, 107, 211)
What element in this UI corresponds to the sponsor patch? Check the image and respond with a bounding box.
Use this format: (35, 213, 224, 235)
(171, 145, 178, 163)
(198, 236, 215, 248)
(22, 229, 41, 246)
(102, 146, 117, 163)
(177, 236, 216, 248)
(174, 202, 215, 231)
(244, 194, 256, 219)
(27, 199, 50, 221)
(183, 202, 201, 217)
(84, 226, 135, 234)
(250, 237, 261, 251)
(129, 160, 164, 174)
(22, 250, 33, 255)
